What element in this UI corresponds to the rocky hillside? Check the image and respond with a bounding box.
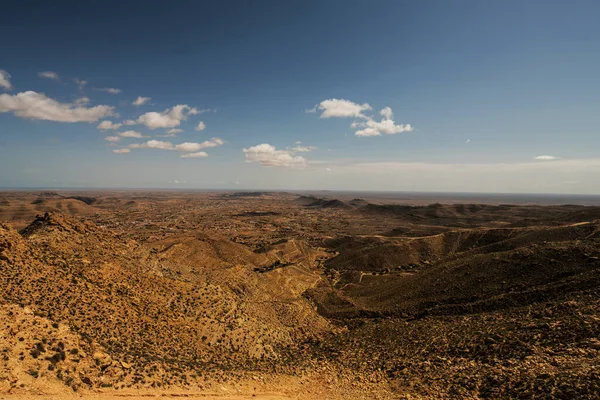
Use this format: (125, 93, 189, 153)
(0, 213, 334, 394)
(2, 197, 600, 399)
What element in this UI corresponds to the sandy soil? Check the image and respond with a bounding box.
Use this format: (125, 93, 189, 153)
(0, 394, 288, 400)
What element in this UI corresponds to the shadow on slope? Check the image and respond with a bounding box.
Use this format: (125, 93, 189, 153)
(311, 222, 600, 318)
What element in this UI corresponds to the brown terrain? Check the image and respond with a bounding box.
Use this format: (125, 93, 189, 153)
(1, 190, 599, 399)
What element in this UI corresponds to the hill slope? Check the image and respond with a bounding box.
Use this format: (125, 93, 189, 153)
(0, 213, 333, 394)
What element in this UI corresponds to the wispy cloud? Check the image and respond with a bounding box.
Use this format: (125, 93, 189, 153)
(119, 130, 145, 138)
(95, 87, 121, 94)
(112, 148, 130, 154)
(157, 128, 184, 137)
(174, 142, 202, 152)
(131, 105, 200, 129)
(290, 145, 317, 152)
(74, 78, 87, 90)
(132, 96, 151, 106)
(0, 70, 12, 90)
(97, 120, 123, 130)
(38, 71, 59, 81)
(195, 137, 224, 149)
(0, 91, 115, 122)
(73, 97, 90, 106)
(195, 121, 206, 131)
(535, 155, 560, 161)
(180, 151, 208, 158)
(129, 137, 224, 152)
(243, 143, 308, 169)
(174, 138, 223, 152)
(129, 140, 174, 150)
(379, 106, 393, 119)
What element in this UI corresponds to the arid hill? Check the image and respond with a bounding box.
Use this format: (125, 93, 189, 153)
(0, 194, 101, 230)
(357, 202, 600, 227)
(1, 191, 599, 399)
(0, 213, 341, 395)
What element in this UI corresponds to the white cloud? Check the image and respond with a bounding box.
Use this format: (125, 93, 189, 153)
(466, 139, 471, 143)
(129, 140, 174, 150)
(113, 148, 130, 154)
(104, 136, 121, 143)
(133, 104, 200, 129)
(291, 145, 317, 152)
(243, 143, 308, 169)
(380, 106, 393, 120)
(353, 116, 413, 137)
(38, 71, 59, 81)
(97, 120, 122, 130)
(132, 96, 151, 106)
(128, 137, 223, 156)
(312, 99, 413, 138)
(123, 119, 136, 125)
(318, 99, 372, 119)
(0, 70, 12, 90)
(96, 87, 121, 94)
(535, 155, 560, 161)
(73, 97, 90, 106)
(180, 151, 208, 158)
(0, 91, 115, 122)
(326, 167, 332, 172)
(174, 137, 224, 152)
(119, 130, 144, 138)
(195, 121, 206, 131)
(174, 142, 202, 152)
(198, 137, 224, 149)
(305, 105, 317, 113)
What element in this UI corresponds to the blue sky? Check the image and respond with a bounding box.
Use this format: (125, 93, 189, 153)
(1, 0, 599, 193)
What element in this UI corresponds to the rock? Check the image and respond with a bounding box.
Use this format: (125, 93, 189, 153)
(93, 351, 112, 369)
(80, 375, 93, 386)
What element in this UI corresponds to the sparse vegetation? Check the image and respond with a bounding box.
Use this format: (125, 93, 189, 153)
(1, 192, 599, 398)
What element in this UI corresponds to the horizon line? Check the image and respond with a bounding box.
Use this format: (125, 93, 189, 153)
(1, 187, 600, 198)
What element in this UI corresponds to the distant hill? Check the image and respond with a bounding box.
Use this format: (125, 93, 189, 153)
(313, 221, 600, 318)
(295, 196, 353, 209)
(356, 202, 600, 227)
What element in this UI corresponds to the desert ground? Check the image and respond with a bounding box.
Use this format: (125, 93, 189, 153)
(1, 190, 599, 399)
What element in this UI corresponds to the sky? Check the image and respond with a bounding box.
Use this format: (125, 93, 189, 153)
(1, 0, 599, 193)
